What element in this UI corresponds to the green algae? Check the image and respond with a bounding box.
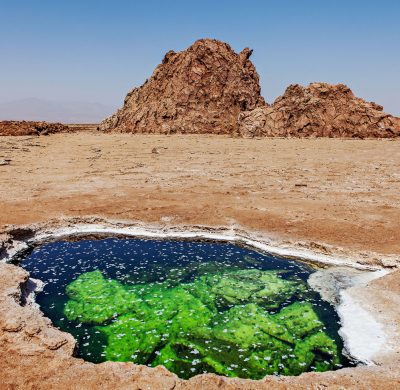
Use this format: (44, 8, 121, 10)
(64, 268, 341, 379)
(64, 270, 145, 324)
(204, 269, 303, 309)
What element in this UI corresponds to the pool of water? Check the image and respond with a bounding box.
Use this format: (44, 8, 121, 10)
(20, 237, 351, 379)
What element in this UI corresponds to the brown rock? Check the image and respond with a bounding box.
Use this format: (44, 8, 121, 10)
(0, 121, 69, 136)
(238, 82, 400, 138)
(100, 39, 265, 135)
(101, 40, 400, 139)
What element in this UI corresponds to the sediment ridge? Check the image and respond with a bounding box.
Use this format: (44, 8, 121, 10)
(0, 120, 69, 136)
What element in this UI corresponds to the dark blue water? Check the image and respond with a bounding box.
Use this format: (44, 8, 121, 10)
(19, 237, 349, 375)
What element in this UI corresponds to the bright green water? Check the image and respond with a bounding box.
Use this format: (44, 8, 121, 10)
(21, 238, 348, 379)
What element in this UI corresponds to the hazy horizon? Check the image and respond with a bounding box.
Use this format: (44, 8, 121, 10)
(1, 0, 400, 120)
(0, 98, 116, 123)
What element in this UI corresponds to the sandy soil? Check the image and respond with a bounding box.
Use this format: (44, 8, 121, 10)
(1, 132, 399, 254)
(1, 131, 400, 389)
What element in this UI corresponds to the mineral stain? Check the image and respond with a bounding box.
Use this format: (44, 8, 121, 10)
(21, 237, 349, 379)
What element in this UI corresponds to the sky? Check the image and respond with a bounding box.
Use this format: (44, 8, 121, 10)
(1, 0, 399, 115)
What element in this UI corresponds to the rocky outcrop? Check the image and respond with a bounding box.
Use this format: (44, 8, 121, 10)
(102, 38, 400, 138)
(0, 121, 69, 136)
(100, 39, 265, 134)
(238, 83, 400, 138)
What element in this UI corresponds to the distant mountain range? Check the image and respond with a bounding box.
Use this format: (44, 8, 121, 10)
(0, 98, 116, 123)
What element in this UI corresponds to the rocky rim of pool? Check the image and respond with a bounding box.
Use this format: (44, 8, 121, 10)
(0, 218, 398, 389)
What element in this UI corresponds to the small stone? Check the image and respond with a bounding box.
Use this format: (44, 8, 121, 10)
(2, 317, 24, 332)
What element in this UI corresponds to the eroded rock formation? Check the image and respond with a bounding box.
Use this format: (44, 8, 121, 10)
(0, 121, 69, 136)
(100, 39, 265, 134)
(102, 38, 400, 138)
(237, 83, 400, 138)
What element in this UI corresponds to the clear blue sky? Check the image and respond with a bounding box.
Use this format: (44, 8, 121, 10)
(1, 0, 399, 114)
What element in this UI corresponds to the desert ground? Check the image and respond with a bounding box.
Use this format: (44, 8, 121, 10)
(1, 130, 400, 389)
(1, 132, 399, 254)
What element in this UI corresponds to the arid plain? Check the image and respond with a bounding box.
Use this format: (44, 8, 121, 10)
(1, 132, 399, 255)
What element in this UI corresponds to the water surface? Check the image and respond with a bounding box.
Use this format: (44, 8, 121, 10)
(21, 237, 349, 379)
